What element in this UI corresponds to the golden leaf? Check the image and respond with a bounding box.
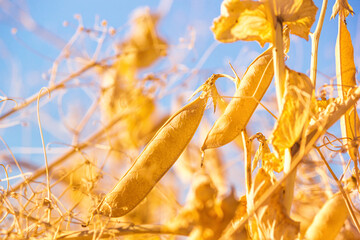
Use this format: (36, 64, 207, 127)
(249, 168, 300, 240)
(277, 0, 318, 40)
(212, 0, 272, 47)
(331, 0, 354, 19)
(166, 172, 239, 240)
(334, 0, 359, 160)
(211, 0, 317, 46)
(228, 195, 250, 240)
(121, 8, 167, 68)
(253, 140, 284, 173)
(270, 67, 313, 151)
(99, 66, 155, 149)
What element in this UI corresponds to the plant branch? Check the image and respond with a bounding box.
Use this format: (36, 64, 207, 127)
(36, 87, 52, 223)
(0, 62, 96, 122)
(310, 0, 328, 88)
(272, 17, 295, 214)
(0, 52, 122, 123)
(273, 20, 285, 110)
(315, 147, 360, 233)
(283, 148, 296, 214)
(241, 130, 252, 195)
(56, 224, 190, 240)
(9, 108, 135, 193)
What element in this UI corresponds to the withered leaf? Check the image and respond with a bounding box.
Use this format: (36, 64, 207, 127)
(166, 172, 238, 240)
(253, 140, 284, 173)
(212, 0, 272, 47)
(278, 0, 318, 40)
(331, 0, 354, 19)
(249, 168, 300, 239)
(270, 67, 313, 152)
(121, 8, 167, 69)
(212, 0, 317, 46)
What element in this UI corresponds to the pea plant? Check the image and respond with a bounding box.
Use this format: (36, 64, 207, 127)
(0, 0, 360, 239)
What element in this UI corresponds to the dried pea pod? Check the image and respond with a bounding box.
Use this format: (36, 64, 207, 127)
(333, 0, 359, 160)
(202, 48, 273, 150)
(304, 192, 348, 240)
(97, 95, 208, 217)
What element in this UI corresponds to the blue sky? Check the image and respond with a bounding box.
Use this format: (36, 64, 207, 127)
(1, 0, 359, 93)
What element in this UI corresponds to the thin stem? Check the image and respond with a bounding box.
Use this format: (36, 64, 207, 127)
(37, 88, 52, 223)
(310, 0, 328, 88)
(241, 130, 252, 195)
(283, 148, 296, 214)
(273, 19, 285, 110)
(49, 26, 82, 87)
(0, 136, 35, 193)
(9, 107, 135, 193)
(56, 224, 190, 240)
(0, 53, 121, 122)
(315, 147, 360, 233)
(0, 62, 96, 122)
(0, 164, 10, 192)
(272, 17, 295, 214)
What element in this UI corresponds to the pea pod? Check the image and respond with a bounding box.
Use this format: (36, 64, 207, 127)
(202, 48, 273, 151)
(98, 95, 208, 217)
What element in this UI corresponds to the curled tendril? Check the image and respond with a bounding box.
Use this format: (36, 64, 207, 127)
(0, 164, 10, 192)
(321, 135, 345, 152)
(0, 98, 18, 107)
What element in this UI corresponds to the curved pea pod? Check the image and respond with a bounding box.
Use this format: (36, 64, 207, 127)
(304, 192, 349, 240)
(202, 48, 273, 150)
(97, 96, 208, 217)
(333, 2, 359, 161)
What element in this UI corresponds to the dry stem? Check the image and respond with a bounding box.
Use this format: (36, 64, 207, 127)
(310, 0, 329, 87)
(56, 224, 190, 240)
(241, 130, 252, 195)
(315, 147, 360, 233)
(9, 108, 135, 193)
(0, 52, 122, 122)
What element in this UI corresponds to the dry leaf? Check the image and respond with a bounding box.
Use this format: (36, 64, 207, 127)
(333, 0, 359, 160)
(99, 8, 168, 150)
(304, 192, 349, 240)
(270, 67, 313, 152)
(249, 168, 300, 240)
(99, 66, 155, 149)
(121, 8, 167, 68)
(253, 140, 283, 173)
(228, 195, 250, 240)
(278, 0, 318, 40)
(212, 0, 272, 47)
(331, 0, 354, 19)
(202, 48, 274, 150)
(212, 0, 317, 46)
(166, 172, 239, 240)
